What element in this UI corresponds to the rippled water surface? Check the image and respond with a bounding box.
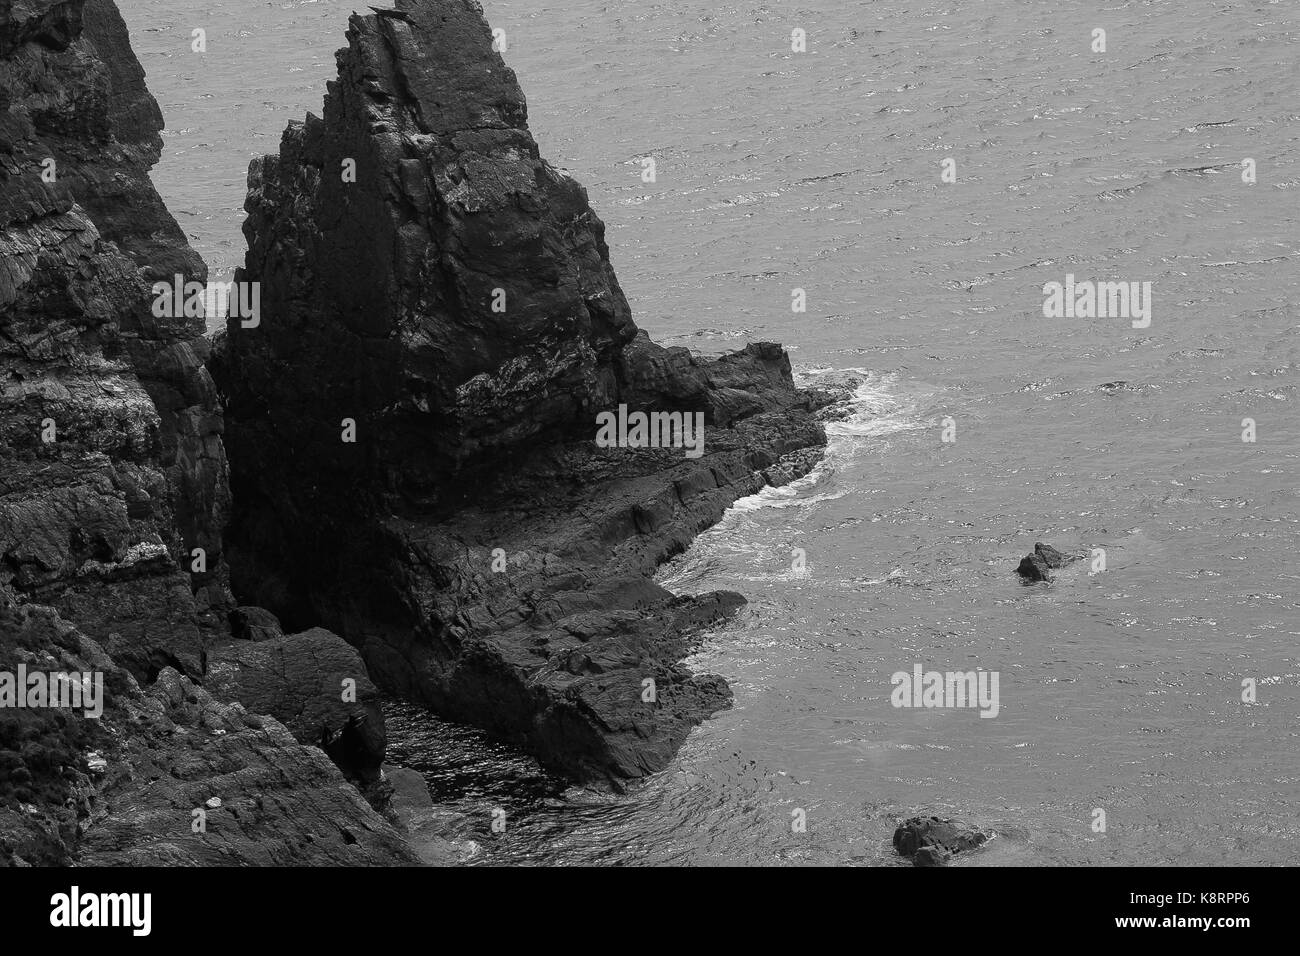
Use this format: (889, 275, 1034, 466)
(121, 0, 1300, 864)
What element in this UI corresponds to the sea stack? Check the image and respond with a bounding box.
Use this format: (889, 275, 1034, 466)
(213, 0, 829, 786)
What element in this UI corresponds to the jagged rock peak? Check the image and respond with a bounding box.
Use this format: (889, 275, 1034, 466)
(222, 0, 638, 515)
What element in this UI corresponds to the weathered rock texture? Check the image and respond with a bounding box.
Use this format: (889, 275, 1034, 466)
(0, 0, 227, 679)
(1015, 541, 1078, 583)
(893, 815, 991, 867)
(1, 0, 414, 866)
(0, 604, 418, 865)
(215, 0, 829, 787)
(228, 604, 284, 642)
(384, 765, 472, 865)
(206, 627, 387, 785)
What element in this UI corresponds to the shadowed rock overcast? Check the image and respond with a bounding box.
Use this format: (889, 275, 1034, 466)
(4, 0, 1300, 867)
(211, 0, 828, 786)
(1, 0, 417, 865)
(2, 0, 828, 863)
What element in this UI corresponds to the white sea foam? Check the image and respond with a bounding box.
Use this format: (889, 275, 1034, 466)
(656, 367, 927, 592)
(722, 367, 922, 515)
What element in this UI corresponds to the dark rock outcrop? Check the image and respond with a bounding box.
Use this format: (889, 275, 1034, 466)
(214, 0, 829, 787)
(206, 627, 387, 784)
(912, 845, 950, 867)
(0, 0, 228, 678)
(1032, 542, 1066, 568)
(1, 0, 415, 866)
(893, 815, 991, 866)
(1016, 553, 1052, 582)
(228, 604, 284, 642)
(1014, 542, 1077, 583)
(0, 604, 418, 866)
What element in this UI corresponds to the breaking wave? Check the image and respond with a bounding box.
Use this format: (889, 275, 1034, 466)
(656, 366, 926, 591)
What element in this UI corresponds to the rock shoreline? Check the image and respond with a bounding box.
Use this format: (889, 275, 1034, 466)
(212, 0, 832, 788)
(1, 0, 829, 863)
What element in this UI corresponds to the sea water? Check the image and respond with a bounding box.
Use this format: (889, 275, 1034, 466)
(123, 0, 1300, 865)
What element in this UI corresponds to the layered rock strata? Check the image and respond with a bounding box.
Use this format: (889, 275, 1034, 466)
(1, 0, 413, 865)
(0, 0, 225, 678)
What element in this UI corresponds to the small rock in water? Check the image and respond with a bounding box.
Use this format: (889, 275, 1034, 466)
(912, 845, 951, 867)
(1016, 553, 1052, 582)
(1033, 542, 1066, 568)
(893, 815, 990, 866)
(1015, 541, 1077, 581)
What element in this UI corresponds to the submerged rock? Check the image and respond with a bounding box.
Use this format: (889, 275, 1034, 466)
(893, 815, 991, 866)
(214, 0, 830, 787)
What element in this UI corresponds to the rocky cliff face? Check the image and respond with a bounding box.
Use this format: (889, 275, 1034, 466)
(0, 604, 419, 866)
(0, 0, 225, 678)
(0, 0, 413, 865)
(215, 0, 829, 786)
(3, 0, 829, 867)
